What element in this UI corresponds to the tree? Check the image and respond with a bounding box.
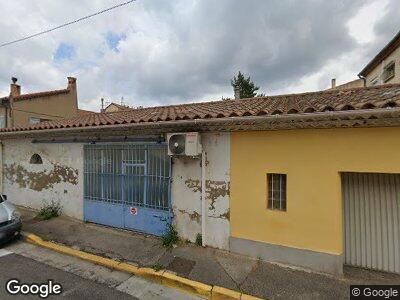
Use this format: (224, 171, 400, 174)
(231, 71, 260, 99)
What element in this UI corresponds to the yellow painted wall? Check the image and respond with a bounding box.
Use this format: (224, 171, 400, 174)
(230, 127, 400, 255)
(12, 90, 78, 127)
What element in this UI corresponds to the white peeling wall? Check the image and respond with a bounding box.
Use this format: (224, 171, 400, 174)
(2, 139, 84, 219)
(171, 132, 230, 250)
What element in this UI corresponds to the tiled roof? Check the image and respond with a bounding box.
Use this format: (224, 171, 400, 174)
(77, 109, 97, 116)
(105, 102, 133, 111)
(11, 89, 70, 101)
(2, 83, 400, 133)
(359, 30, 400, 77)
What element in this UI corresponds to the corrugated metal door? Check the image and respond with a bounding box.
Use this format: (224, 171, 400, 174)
(342, 173, 400, 273)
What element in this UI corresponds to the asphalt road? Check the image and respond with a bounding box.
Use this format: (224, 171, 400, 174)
(0, 250, 136, 300)
(0, 240, 200, 300)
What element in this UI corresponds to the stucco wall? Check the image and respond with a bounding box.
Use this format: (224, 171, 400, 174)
(12, 90, 78, 127)
(366, 45, 400, 86)
(172, 132, 230, 250)
(330, 78, 364, 90)
(230, 127, 400, 256)
(2, 139, 84, 219)
(2, 134, 230, 249)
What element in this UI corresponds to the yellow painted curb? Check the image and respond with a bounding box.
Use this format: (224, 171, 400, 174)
(212, 285, 241, 299)
(115, 263, 165, 284)
(240, 294, 265, 300)
(162, 271, 212, 297)
(23, 232, 264, 299)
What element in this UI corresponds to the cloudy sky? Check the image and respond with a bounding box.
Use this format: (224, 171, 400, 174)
(0, 0, 398, 111)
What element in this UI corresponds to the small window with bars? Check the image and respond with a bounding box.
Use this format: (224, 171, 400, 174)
(383, 61, 395, 82)
(267, 173, 287, 211)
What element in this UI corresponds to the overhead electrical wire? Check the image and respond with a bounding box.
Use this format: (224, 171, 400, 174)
(0, 0, 135, 48)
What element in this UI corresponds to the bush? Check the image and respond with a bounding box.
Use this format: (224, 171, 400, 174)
(162, 224, 179, 249)
(195, 233, 202, 246)
(37, 201, 61, 220)
(152, 264, 163, 271)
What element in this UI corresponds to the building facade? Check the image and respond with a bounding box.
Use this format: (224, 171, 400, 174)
(102, 102, 132, 113)
(0, 77, 80, 128)
(1, 84, 400, 275)
(329, 30, 400, 90)
(359, 30, 400, 86)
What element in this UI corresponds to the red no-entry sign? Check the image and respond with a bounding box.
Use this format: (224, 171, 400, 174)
(130, 207, 138, 215)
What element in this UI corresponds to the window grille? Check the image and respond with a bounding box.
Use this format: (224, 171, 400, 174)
(267, 173, 287, 211)
(84, 144, 171, 210)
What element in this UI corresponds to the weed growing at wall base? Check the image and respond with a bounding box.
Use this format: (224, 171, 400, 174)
(162, 224, 179, 249)
(37, 201, 61, 220)
(195, 233, 202, 246)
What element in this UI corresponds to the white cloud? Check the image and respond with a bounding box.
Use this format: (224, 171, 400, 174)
(347, 0, 390, 44)
(0, 0, 397, 112)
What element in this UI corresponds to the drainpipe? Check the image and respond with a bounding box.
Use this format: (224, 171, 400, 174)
(358, 74, 366, 87)
(201, 149, 206, 247)
(0, 142, 3, 194)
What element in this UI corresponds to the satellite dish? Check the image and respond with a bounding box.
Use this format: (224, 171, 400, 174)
(168, 134, 185, 155)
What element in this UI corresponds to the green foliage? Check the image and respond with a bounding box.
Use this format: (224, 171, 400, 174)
(195, 233, 202, 246)
(152, 264, 163, 271)
(37, 201, 61, 220)
(231, 71, 261, 99)
(162, 224, 179, 249)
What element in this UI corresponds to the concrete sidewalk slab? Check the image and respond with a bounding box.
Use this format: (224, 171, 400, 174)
(18, 206, 400, 300)
(23, 212, 166, 265)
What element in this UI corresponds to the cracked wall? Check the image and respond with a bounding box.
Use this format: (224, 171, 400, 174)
(2, 139, 84, 219)
(171, 132, 230, 250)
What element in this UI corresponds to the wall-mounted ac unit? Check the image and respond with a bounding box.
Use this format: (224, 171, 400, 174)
(167, 132, 202, 157)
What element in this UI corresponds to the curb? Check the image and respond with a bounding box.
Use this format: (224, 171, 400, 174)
(22, 232, 263, 300)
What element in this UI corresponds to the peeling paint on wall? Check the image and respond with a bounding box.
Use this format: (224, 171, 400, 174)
(218, 209, 230, 220)
(206, 181, 230, 210)
(185, 179, 201, 192)
(178, 209, 201, 223)
(184, 179, 230, 210)
(171, 132, 230, 250)
(4, 163, 79, 192)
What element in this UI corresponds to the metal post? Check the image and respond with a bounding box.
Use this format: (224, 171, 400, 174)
(201, 150, 206, 247)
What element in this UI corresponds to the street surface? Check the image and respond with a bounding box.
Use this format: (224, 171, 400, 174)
(0, 240, 201, 300)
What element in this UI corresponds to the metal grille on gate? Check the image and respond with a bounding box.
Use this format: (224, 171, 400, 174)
(83, 143, 171, 236)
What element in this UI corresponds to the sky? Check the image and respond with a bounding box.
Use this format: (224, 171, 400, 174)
(0, 0, 398, 112)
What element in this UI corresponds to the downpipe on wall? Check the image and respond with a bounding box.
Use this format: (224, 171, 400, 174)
(0, 142, 2, 194)
(201, 149, 206, 247)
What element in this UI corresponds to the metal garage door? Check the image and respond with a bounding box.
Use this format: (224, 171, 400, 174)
(83, 143, 172, 236)
(342, 173, 400, 273)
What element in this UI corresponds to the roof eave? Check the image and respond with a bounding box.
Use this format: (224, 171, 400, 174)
(1, 108, 400, 140)
(359, 30, 400, 77)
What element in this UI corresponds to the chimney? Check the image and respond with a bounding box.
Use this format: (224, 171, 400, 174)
(67, 77, 77, 90)
(101, 98, 105, 113)
(331, 78, 336, 89)
(10, 77, 21, 97)
(234, 86, 241, 100)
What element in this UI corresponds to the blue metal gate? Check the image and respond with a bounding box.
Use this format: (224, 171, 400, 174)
(83, 143, 172, 236)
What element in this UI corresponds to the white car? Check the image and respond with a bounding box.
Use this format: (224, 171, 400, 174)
(0, 195, 21, 244)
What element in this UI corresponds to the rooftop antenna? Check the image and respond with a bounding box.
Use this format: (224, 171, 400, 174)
(101, 98, 104, 112)
(120, 96, 124, 106)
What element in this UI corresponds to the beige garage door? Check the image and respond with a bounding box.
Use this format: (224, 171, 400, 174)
(342, 173, 400, 273)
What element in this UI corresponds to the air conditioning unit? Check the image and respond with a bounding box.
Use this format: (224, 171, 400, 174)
(167, 132, 202, 157)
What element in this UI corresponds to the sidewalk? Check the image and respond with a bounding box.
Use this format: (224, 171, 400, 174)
(19, 206, 400, 300)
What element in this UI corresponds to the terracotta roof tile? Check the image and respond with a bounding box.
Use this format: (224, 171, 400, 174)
(77, 109, 96, 116)
(12, 89, 70, 101)
(3, 83, 400, 133)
